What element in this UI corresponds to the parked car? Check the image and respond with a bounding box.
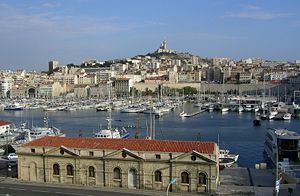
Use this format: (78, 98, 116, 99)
(7, 153, 18, 160)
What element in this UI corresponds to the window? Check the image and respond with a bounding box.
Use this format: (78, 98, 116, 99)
(181, 172, 189, 184)
(113, 167, 121, 179)
(154, 170, 162, 182)
(53, 164, 60, 175)
(191, 155, 196, 161)
(155, 154, 161, 159)
(122, 152, 127, 158)
(31, 148, 35, 153)
(89, 151, 94, 156)
(67, 164, 74, 176)
(60, 149, 64, 155)
(88, 166, 95, 177)
(198, 173, 207, 185)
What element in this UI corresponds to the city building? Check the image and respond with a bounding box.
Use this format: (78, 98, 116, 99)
(0, 120, 12, 135)
(49, 61, 59, 73)
(18, 136, 219, 194)
(114, 78, 133, 97)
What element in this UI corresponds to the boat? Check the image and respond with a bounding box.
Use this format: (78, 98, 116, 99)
(221, 107, 229, 113)
(264, 128, 300, 166)
(219, 149, 239, 163)
(238, 105, 244, 113)
(283, 113, 292, 120)
(4, 103, 24, 111)
(30, 113, 65, 140)
(94, 81, 130, 139)
(219, 157, 235, 168)
(96, 105, 109, 112)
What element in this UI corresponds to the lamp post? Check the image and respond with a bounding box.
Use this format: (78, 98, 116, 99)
(167, 178, 176, 196)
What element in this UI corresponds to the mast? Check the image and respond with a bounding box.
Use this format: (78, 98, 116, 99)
(107, 80, 112, 130)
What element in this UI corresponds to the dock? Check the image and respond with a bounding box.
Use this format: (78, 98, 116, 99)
(182, 109, 206, 117)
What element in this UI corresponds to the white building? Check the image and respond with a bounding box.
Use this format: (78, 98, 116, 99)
(0, 77, 14, 98)
(0, 120, 12, 135)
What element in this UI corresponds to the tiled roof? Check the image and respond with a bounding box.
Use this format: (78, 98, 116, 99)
(0, 120, 12, 126)
(24, 136, 215, 154)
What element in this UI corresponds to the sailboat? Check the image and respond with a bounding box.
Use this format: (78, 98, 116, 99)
(221, 75, 229, 113)
(94, 81, 129, 139)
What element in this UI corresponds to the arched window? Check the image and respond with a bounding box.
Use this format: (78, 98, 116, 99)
(89, 166, 95, 177)
(113, 167, 121, 179)
(181, 172, 189, 184)
(198, 173, 207, 185)
(67, 164, 74, 176)
(154, 170, 162, 182)
(53, 163, 60, 175)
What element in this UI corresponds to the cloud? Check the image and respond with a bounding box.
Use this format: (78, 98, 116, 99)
(241, 4, 261, 10)
(225, 11, 290, 20)
(42, 2, 62, 8)
(0, 3, 164, 38)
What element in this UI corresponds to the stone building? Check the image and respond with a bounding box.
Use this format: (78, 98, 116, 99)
(18, 136, 219, 194)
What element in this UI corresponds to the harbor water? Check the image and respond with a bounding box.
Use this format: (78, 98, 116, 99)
(1, 103, 299, 168)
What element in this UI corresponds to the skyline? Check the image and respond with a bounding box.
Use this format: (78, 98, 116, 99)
(0, 0, 300, 71)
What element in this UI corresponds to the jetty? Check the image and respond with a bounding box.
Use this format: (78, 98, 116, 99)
(181, 109, 206, 118)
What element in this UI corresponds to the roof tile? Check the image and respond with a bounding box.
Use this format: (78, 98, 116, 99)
(23, 136, 215, 154)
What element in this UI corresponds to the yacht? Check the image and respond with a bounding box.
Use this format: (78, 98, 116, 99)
(4, 103, 24, 111)
(219, 149, 239, 162)
(30, 113, 65, 140)
(94, 81, 130, 139)
(264, 128, 300, 166)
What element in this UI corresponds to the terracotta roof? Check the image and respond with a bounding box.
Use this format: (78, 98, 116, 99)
(0, 120, 12, 126)
(24, 137, 215, 154)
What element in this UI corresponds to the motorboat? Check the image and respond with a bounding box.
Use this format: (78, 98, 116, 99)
(219, 149, 239, 162)
(4, 103, 24, 111)
(94, 81, 130, 139)
(264, 128, 300, 166)
(221, 107, 229, 113)
(283, 113, 292, 120)
(30, 113, 65, 140)
(238, 106, 244, 113)
(219, 158, 235, 168)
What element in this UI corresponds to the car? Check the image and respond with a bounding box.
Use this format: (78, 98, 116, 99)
(7, 153, 18, 160)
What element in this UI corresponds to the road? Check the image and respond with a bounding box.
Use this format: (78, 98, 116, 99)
(0, 181, 152, 196)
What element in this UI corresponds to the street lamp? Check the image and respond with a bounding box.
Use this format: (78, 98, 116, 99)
(167, 178, 176, 196)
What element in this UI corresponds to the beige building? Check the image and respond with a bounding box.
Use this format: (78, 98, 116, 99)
(18, 136, 219, 194)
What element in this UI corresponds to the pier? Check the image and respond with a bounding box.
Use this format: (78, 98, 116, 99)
(181, 109, 206, 117)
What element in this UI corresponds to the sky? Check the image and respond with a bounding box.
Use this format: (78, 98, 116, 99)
(0, 0, 299, 71)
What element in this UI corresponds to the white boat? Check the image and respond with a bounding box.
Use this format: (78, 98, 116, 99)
(30, 113, 65, 140)
(264, 128, 300, 166)
(238, 106, 244, 113)
(94, 81, 130, 139)
(208, 105, 214, 112)
(219, 158, 235, 168)
(267, 111, 278, 120)
(4, 103, 24, 111)
(221, 107, 229, 113)
(283, 113, 292, 120)
(121, 107, 144, 113)
(219, 149, 239, 162)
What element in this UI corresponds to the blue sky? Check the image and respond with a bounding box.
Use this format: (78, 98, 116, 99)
(0, 0, 299, 71)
